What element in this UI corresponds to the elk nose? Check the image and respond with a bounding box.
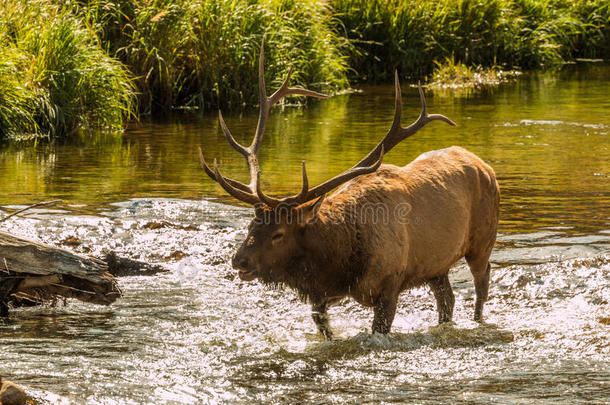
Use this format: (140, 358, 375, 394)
(232, 254, 249, 270)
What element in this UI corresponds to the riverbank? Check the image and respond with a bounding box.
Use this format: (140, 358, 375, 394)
(0, 0, 608, 140)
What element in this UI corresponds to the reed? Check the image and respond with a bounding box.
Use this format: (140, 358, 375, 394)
(1, 0, 608, 139)
(84, 0, 350, 113)
(331, 0, 609, 82)
(0, 0, 135, 140)
(428, 57, 521, 93)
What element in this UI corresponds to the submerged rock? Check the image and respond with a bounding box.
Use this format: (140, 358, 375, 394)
(104, 252, 168, 276)
(0, 375, 27, 405)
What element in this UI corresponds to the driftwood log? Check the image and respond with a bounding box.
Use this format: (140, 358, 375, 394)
(0, 231, 122, 315)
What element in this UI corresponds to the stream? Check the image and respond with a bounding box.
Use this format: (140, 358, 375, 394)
(0, 63, 608, 404)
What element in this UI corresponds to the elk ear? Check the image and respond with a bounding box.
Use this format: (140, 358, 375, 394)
(296, 195, 326, 226)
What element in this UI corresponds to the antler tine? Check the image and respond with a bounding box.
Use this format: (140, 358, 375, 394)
(270, 66, 329, 106)
(269, 65, 294, 105)
(199, 147, 252, 193)
(213, 159, 261, 205)
(198, 147, 216, 182)
(251, 38, 269, 155)
(417, 83, 456, 127)
(218, 110, 249, 158)
(255, 171, 280, 207)
(296, 146, 385, 203)
(278, 161, 310, 205)
(258, 38, 267, 108)
(390, 70, 403, 133)
(296, 161, 309, 201)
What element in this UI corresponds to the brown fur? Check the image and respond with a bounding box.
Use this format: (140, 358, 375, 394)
(233, 146, 499, 338)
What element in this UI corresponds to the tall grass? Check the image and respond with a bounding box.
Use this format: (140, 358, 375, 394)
(331, 0, 610, 82)
(0, 0, 608, 139)
(84, 0, 351, 113)
(0, 49, 38, 139)
(0, 0, 135, 140)
(570, 0, 610, 59)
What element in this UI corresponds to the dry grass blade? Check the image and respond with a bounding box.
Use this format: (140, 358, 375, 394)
(0, 200, 62, 224)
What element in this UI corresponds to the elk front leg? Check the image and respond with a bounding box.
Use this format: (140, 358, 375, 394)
(312, 301, 333, 340)
(372, 295, 398, 334)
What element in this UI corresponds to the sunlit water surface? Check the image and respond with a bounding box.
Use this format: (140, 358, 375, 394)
(0, 64, 609, 403)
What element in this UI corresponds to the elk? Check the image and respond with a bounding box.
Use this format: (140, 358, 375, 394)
(200, 42, 500, 339)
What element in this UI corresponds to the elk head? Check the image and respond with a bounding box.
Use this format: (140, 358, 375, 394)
(199, 40, 455, 282)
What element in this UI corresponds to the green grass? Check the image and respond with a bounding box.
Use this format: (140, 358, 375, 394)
(0, 0, 135, 140)
(428, 57, 521, 93)
(84, 0, 350, 113)
(0, 0, 608, 139)
(331, 0, 610, 82)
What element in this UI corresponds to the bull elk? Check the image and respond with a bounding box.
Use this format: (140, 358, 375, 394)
(200, 42, 500, 339)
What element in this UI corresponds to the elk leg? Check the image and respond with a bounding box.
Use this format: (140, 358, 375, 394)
(311, 301, 333, 340)
(472, 262, 491, 322)
(0, 301, 8, 317)
(428, 274, 455, 324)
(372, 295, 397, 334)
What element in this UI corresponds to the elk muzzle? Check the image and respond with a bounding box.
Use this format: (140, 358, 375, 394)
(232, 251, 258, 281)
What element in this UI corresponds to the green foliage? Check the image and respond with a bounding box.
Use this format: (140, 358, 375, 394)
(331, 0, 610, 82)
(0, 49, 38, 139)
(0, 0, 608, 139)
(570, 0, 610, 59)
(428, 56, 521, 93)
(84, 0, 350, 113)
(0, 0, 135, 140)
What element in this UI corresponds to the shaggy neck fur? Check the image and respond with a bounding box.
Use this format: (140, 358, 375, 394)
(278, 203, 368, 304)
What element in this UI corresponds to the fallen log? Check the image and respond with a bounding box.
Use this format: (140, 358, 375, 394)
(0, 231, 122, 315)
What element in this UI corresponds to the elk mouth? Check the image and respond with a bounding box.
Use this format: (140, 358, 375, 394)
(238, 268, 258, 281)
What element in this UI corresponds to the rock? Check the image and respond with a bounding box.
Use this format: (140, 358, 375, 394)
(60, 236, 82, 247)
(104, 252, 168, 276)
(0, 380, 27, 405)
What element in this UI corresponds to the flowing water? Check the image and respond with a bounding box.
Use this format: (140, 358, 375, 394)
(0, 64, 608, 404)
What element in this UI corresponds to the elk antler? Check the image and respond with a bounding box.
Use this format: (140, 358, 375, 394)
(294, 72, 456, 203)
(199, 38, 328, 206)
(200, 45, 456, 208)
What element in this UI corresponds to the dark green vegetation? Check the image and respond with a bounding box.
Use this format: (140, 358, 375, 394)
(0, 0, 135, 140)
(84, 0, 349, 113)
(0, 0, 608, 139)
(334, 0, 610, 82)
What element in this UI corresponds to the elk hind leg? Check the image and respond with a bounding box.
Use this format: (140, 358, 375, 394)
(467, 255, 491, 323)
(428, 274, 455, 324)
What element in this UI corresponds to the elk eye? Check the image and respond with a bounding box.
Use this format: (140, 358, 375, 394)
(271, 232, 284, 242)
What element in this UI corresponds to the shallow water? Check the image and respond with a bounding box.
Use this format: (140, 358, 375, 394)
(0, 64, 609, 404)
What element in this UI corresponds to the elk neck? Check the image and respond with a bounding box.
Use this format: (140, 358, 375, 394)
(283, 201, 368, 303)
